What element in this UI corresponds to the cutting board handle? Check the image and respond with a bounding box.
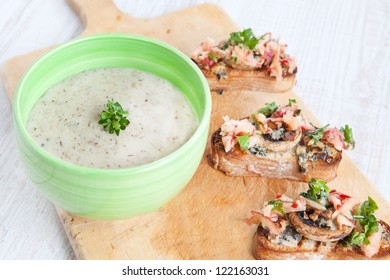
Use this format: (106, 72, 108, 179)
(67, 0, 136, 35)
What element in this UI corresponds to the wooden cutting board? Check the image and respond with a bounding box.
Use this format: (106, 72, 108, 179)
(2, 0, 390, 259)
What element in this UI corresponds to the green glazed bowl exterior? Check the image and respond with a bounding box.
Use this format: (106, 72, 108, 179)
(13, 34, 211, 220)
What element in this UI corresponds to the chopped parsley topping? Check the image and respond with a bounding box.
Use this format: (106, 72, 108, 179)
(267, 199, 285, 214)
(307, 124, 330, 144)
(348, 197, 379, 247)
(228, 28, 259, 50)
(300, 178, 330, 204)
(341, 124, 355, 149)
(256, 102, 278, 117)
(288, 99, 297, 107)
(237, 132, 251, 151)
(208, 53, 217, 61)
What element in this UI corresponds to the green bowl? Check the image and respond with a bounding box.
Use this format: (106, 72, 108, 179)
(13, 33, 211, 220)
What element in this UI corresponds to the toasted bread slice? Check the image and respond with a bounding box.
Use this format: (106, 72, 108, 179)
(191, 29, 298, 93)
(253, 220, 390, 260)
(210, 128, 342, 182)
(200, 67, 296, 93)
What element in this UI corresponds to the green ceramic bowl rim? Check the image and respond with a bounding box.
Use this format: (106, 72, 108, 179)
(13, 33, 211, 175)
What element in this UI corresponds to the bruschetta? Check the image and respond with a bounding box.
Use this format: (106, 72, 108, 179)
(210, 100, 354, 182)
(246, 179, 390, 260)
(191, 28, 297, 92)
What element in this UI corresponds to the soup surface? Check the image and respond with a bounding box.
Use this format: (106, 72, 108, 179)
(27, 68, 198, 168)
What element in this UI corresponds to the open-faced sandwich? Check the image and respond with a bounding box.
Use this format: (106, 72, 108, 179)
(191, 28, 297, 93)
(210, 100, 355, 182)
(246, 179, 390, 260)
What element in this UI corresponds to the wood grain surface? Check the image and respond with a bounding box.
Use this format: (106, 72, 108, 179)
(1, 0, 390, 260)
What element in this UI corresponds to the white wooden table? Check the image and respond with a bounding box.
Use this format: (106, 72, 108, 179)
(0, 0, 389, 260)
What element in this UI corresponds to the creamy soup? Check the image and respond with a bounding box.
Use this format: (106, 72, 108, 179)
(27, 68, 198, 168)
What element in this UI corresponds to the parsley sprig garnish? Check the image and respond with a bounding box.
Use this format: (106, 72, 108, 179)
(267, 199, 285, 214)
(208, 53, 217, 61)
(228, 28, 259, 50)
(307, 124, 330, 144)
(300, 178, 330, 204)
(237, 132, 251, 151)
(347, 197, 379, 247)
(288, 99, 297, 107)
(98, 99, 130, 136)
(256, 102, 278, 117)
(341, 124, 355, 149)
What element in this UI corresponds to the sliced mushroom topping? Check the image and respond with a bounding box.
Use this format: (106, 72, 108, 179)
(308, 209, 321, 222)
(259, 129, 302, 152)
(288, 211, 354, 242)
(320, 209, 333, 220)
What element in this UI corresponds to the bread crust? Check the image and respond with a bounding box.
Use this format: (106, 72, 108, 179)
(253, 220, 390, 260)
(200, 67, 296, 93)
(209, 128, 342, 182)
